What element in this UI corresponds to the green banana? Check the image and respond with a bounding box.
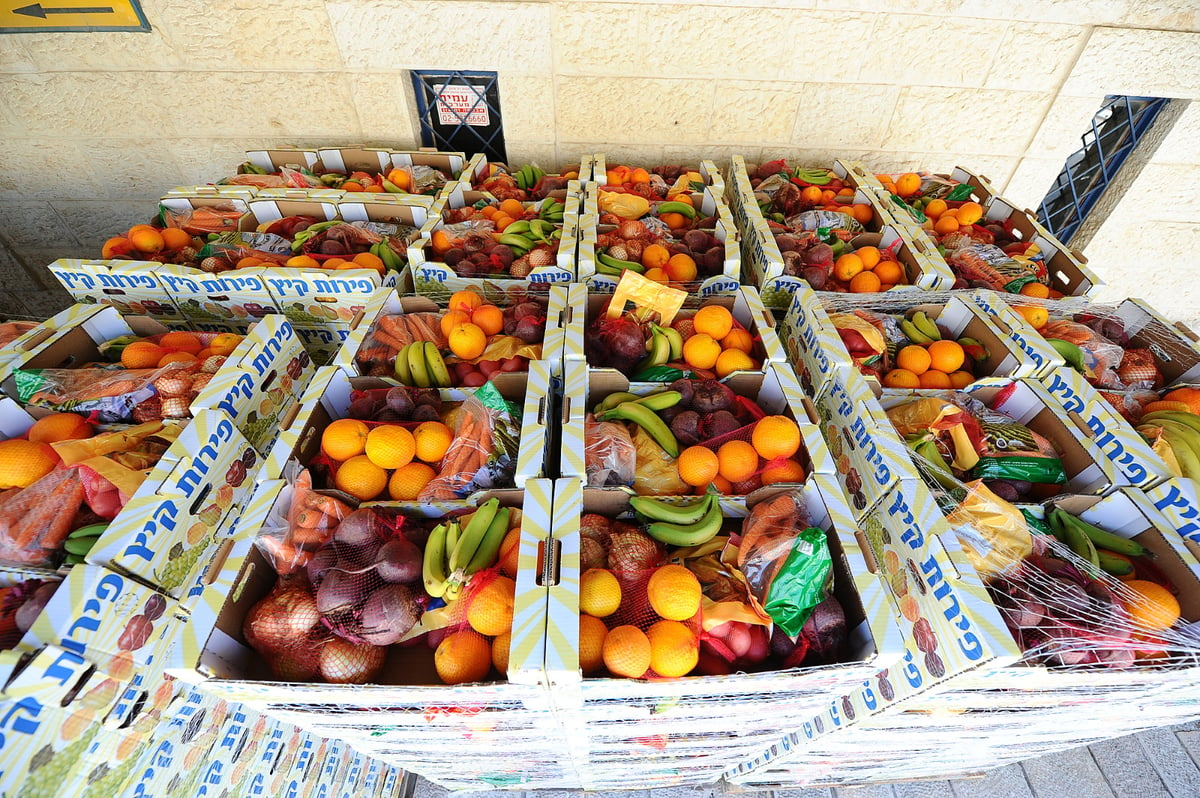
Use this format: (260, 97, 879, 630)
(599, 400, 679, 457)
(464, 506, 511, 575)
(424, 342, 452, 389)
(594, 391, 642, 415)
(1097, 551, 1135, 576)
(597, 251, 646, 274)
(394, 343, 413, 384)
(69, 523, 109, 539)
(899, 319, 937, 346)
(445, 519, 461, 561)
(644, 495, 724, 547)
(636, 328, 672, 373)
(656, 324, 683, 361)
(1044, 507, 1069, 544)
(631, 492, 715, 525)
(503, 220, 532, 236)
(64, 536, 101, 557)
(1046, 338, 1087, 373)
(910, 311, 942, 342)
(656, 201, 697, 220)
(381, 177, 406, 194)
(1056, 510, 1148, 558)
(910, 438, 960, 492)
(498, 233, 535, 253)
(377, 242, 404, 272)
(794, 167, 832, 185)
(407, 342, 431, 388)
(65, 552, 87, 566)
(449, 498, 500, 576)
(539, 199, 563, 221)
(423, 523, 450, 598)
(1054, 508, 1101, 574)
(240, 161, 269, 176)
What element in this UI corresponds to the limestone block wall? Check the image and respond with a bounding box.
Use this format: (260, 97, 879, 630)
(0, 0, 1197, 321)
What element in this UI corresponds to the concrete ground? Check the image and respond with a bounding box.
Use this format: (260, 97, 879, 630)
(409, 718, 1200, 797)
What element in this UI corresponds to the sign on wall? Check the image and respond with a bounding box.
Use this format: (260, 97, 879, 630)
(0, 1, 149, 33)
(411, 70, 507, 164)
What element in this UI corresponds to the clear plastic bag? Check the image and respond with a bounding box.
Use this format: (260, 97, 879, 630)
(256, 468, 353, 576)
(10, 362, 200, 424)
(584, 416, 636, 487)
(419, 386, 520, 501)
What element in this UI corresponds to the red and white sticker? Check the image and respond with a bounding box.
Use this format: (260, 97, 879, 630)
(435, 84, 490, 126)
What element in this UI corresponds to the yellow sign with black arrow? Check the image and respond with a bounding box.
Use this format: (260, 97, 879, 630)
(0, 1, 149, 33)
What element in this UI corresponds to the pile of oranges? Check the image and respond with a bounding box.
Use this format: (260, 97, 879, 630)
(678, 305, 760, 379)
(234, 250, 387, 275)
(102, 224, 197, 260)
(442, 290, 504, 361)
(320, 417, 453, 501)
(882, 339, 973, 390)
(120, 330, 243, 370)
(828, 246, 908, 293)
(675, 414, 806, 494)
(793, 185, 877, 225)
(922, 198, 985, 237)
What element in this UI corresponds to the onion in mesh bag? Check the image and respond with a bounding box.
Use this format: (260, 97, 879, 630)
(242, 579, 326, 681)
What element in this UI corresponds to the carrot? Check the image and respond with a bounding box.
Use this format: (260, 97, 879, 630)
(301, 492, 349, 517)
(376, 316, 413, 348)
(289, 525, 331, 549)
(293, 508, 336, 530)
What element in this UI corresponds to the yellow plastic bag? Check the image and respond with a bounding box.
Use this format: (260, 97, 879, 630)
(947, 480, 1033, 579)
(598, 190, 651, 220)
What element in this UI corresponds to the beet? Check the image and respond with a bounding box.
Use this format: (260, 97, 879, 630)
(670, 410, 703, 447)
(587, 315, 647, 374)
(800, 596, 847, 666)
(700, 410, 740, 440)
(691, 380, 735, 414)
(514, 317, 543, 344)
(411, 404, 440, 422)
(683, 230, 710, 252)
(443, 248, 465, 266)
(375, 537, 423, 584)
(804, 242, 834, 266)
(775, 235, 801, 253)
(385, 387, 415, 417)
(358, 584, 420, 646)
(802, 266, 827, 290)
(667, 379, 695, 408)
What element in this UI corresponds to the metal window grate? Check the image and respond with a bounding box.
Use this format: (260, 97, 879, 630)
(1036, 95, 1171, 244)
(410, 70, 507, 163)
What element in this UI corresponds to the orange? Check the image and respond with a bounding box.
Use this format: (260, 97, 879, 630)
(948, 370, 975, 389)
(682, 334, 721, 370)
(449, 290, 485, 314)
(924, 199, 948, 219)
(120, 341, 167, 369)
(666, 190, 693, 205)
(434, 629, 493, 685)
(101, 236, 133, 259)
(209, 333, 243, 356)
(932, 214, 960, 235)
(664, 253, 698, 282)
(848, 271, 882, 293)
(1162, 388, 1200, 415)
(341, 180, 365, 192)
(321, 418, 370, 461)
(385, 168, 412, 191)
(752, 415, 802, 460)
(711, 474, 734, 494)
(882, 368, 921, 389)
(1014, 304, 1049, 331)
(918, 370, 953, 390)
(721, 328, 754, 354)
(448, 322, 487, 360)
(641, 243, 671, 270)
(761, 458, 807, 485)
(714, 348, 755, 378)
(493, 213, 514, 232)
(580, 568, 622, 618)
(160, 228, 192, 250)
(471, 305, 504, 337)
(1124, 580, 1181, 631)
(660, 212, 688, 231)
(413, 421, 453, 463)
(467, 575, 516, 637)
(333, 455, 388, 500)
(895, 345, 932, 375)
(352, 252, 386, 274)
(28, 412, 93, 444)
(480, 205, 498, 219)
(492, 631, 511, 674)
(387, 462, 436, 500)
(956, 201, 983, 226)
(927, 340, 965, 373)
(431, 229, 455, 256)
(157, 351, 197, 367)
(832, 253, 865, 282)
(850, 204, 874, 225)
(498, 526, 521, 578)
(646, 620, 699, 678)
(579, 614, 609, 674)
(647, 564, 702, 621)
(364, 425, 416, 469)
(0, 439, 59, 489)
(160, 331, 203, 354)
(128, 227, 165, 254)
(602, 625, 652, 679)
(800, 186, 824, 204)
(643, 267, 669, 283)
(855, 246, 882, 270)
(676, 445, 720, 487)
(498, 199, 525, 218)
(692, 305, 734, 340)
(717, 440, 759, 484)
(285, 255, 320, 268)
(1019, 282, 1051, 299)
(895, 173, 922, 197)
(873, 260, 905, 285)
(363, 184, 385, 193)
(440, 309, 472, 338)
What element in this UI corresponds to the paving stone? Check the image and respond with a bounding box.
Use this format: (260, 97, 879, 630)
(948, 764, 1033, 798)
(1021, 745, 1116, 798)
(833, 785, 896, 798)
(1135, 727, 1200, 797)
(411, 776, 451, 798)
(893, 781, 955, 798)
(1087, 735, 1170, 798)
(773, 789, 834, 798)
(1177, 731, 1200, 767)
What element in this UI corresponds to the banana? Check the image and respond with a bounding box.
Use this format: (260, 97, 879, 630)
(599, 400, 679, 457)
(595, 259, 625, 277)
(1056, 510, 1148, 558)
(1158, 425, 1200, 481)
(910, 438, 960, 492)
(464, 506, 511, 576)
(631, 492, 715, 525)
(69, 523, 109, 539)
(515, 165, 530, 190)
(1142, 410, 1200, 438)
(1053, 508, 1100, 574)
(539, 199, 563, 221)
(499, 233, 536, 253)
(594, 391, 642, 415)
(381, 177, 406, 194)
(531, 219, 557, 244)
(899, 319, 936, 346)
(1044, 506, 1069, 544)
(635, 390, 682, 412)
(657, 324, 684, 361)
(424, 342, 452, 388)
(656, 201, 697, 220)
(445, 518, 461, 561)
(503, 220, 531, 236)
(449, 498, 500, 576)
(910, 311, 942, 342)
(64, 535, 101, 556)
(407, 342, 431, 388)
(794, 167, 832, 185)
(644, 495, 724, 547)
(597, 251, 646, 274)
(1045, 338, 1087, 373)
(394, 343, 414, 384)
(423, 523, 450, 598)
(956, 336, 989, 363)
(377, 242, 405, 272)
(635, 328, 672, 374)
(1097, 550, 1135, 576)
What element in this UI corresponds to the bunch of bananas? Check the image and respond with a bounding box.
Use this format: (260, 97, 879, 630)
(792, 167, 833, 185)
(514, 164, 546, 191)
(63, 523, 107, 566)
(496, 219, 563, 257)
(369, 240, 405, 272)
(393, 341, 452, 388)
(1045, 506, 1148, 577)
(595, 249, 645, 277)
(898, 310, 987, 361)
(905, 434, 962, 494)
(594, 389, 681, 456)
(1137, 410, 1200, 484)
(538, 198, 566, 224)
(423, 498, 511, 602)
(629, 491, 723, 546)
(635, 324, 683, 375)
(289, 220, 341, 251)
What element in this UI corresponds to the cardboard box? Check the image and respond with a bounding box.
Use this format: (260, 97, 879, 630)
(47, 258, 187, 325)
(245, 149, 321, 173)
(119, 687, 229, 798)
(1144, 477, 1200, 564)
(562, 364, 834, 490)
(777, 281, 855, 398)
(726, 156, 956, 308)
(408, 183, 581, 302)
(577, 184, 741, 298)
(265, 365, 550, 491)
(1077, 297, 1200, 387)
(463, 157, 589, 192)
(85, 411, 259, 601)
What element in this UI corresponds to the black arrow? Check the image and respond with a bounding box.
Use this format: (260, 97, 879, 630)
(13, 4, 114, 17)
